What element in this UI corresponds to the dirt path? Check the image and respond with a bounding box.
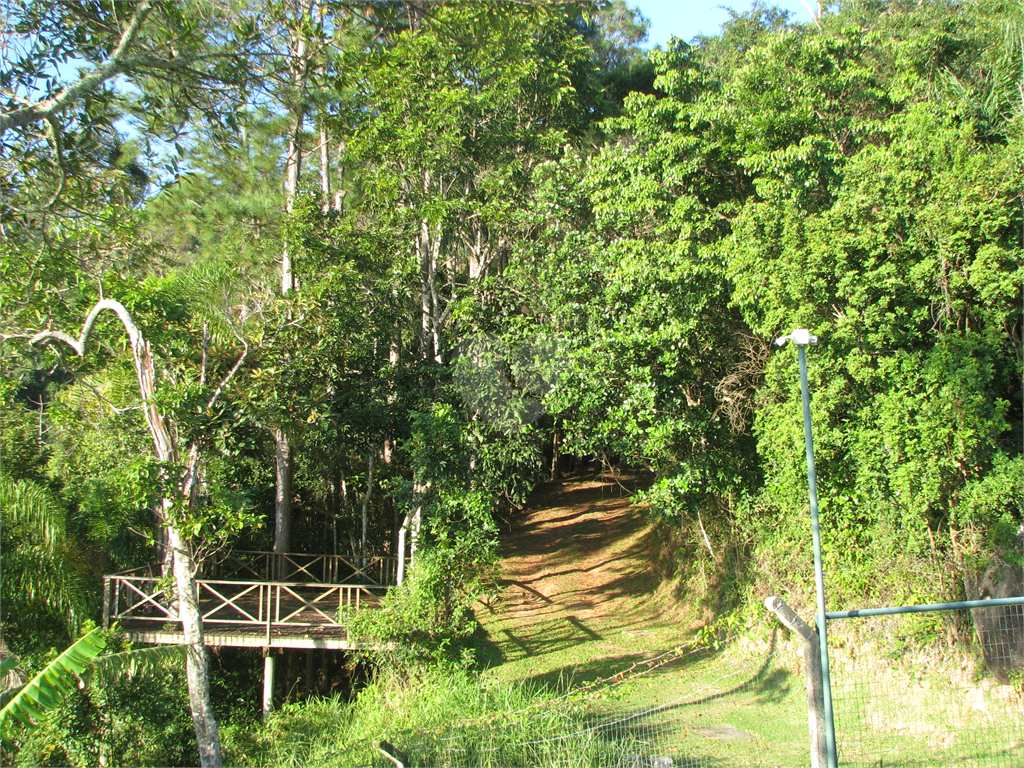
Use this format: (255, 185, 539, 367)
(474, 472, 816, 764)
(477, 471, 687, 686)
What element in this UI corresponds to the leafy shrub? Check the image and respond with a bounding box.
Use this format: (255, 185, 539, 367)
(347, 542, 496, 673)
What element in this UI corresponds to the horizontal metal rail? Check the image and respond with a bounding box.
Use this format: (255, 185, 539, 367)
(826, 596, 1024, 620)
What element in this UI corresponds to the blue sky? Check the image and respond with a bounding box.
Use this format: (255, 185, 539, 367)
(632, 0, 814, 46)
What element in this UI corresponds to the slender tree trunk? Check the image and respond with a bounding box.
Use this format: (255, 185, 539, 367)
(167, 520, 222, 767)
(396, 512, 409, 585)
(416, 215, 445, 364)
(29, 300, 225, 768)
(273, 427, 292, 561)
(360, 451, 375, 569)
(409, 481, 427, 561)
(319, 123, 331, 213)
(333, 138, 346, 212)
(275, 3, 311, 546)
(429, 225, 443, 363)
(281, 106, 302, 296)
(281, 10, 309, 296)
(383, 324, 400, 465)
(410, 504, 423, 559)
(551, 425, 562, 480)
(418, 216, 434, 361)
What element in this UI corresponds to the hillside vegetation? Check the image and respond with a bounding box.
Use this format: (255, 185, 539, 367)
(1, 0, 1021, 765)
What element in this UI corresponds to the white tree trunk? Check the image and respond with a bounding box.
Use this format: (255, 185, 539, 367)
(282, 105, 303, 296)
(418, 217, 434, 361)
(319, 123, 331, 212)
(29, 300, 226, 768)
(417, 214, 445, 364)
(410, 504, 423, 560)
(409, 481, 427, 562)
(396, 514, 409, 586)
(167, 522, 222, 767)
(273, 427, 292, 562)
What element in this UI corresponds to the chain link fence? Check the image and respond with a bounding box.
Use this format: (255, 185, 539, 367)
(377, 642, 809, 767)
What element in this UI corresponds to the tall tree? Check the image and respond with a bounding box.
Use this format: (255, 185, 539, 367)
(1, 7, 269, 760)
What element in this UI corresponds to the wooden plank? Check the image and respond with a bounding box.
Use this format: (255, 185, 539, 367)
(123, 629, 364, 650)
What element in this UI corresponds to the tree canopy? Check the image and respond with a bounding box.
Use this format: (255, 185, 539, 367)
(2, 0, 1021, 764)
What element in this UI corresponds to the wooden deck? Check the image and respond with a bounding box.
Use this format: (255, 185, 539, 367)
(103, 552, 396, 650)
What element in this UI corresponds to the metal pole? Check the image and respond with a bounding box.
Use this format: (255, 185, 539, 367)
(827, 595, 1024, 620)
(797, 340, 838, 768)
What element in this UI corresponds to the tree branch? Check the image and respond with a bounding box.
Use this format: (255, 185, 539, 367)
(205, 341, 248, 411)
(28, 299, 144, 357)
(81, 379, 144, 416)
(0, 0, 154, 134)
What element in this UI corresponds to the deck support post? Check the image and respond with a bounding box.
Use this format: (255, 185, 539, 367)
(262, 650, 275, 720)
(396, 515, 409, 585)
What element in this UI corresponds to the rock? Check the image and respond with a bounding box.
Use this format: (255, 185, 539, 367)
(697, 723, 752, 740)
(625, 756, 674, 768)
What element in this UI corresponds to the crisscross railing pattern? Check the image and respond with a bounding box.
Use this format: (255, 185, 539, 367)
(102, 563, 389, 639)
(204, 551, 398, 586)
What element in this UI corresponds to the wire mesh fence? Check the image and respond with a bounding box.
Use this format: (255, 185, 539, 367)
(367, 600, 1022, 768)
(828, 602, 1024, 768)
(385, 643, 811, 767)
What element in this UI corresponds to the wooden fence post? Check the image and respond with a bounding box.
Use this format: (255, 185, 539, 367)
(766, 596, 827, 768)
(262, 649, 275, 720)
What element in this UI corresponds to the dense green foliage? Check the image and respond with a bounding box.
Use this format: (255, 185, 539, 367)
(7, 633, 197, 768)
(2, 0, 1021, 764)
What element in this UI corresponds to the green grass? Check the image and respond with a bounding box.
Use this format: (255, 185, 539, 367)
(221, 637, 817, 768)
(221, 666, 686, 767)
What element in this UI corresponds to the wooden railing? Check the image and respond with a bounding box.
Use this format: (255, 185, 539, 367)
(102, 568, 389, 639)
(204, 551, 398, 587)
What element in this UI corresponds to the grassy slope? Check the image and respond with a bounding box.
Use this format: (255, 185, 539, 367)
(471, 470, 1024, 768)
(473, 471, 813, 766)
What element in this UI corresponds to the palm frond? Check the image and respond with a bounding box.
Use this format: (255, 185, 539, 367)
(0, 628, 107, 745)
(0, 478, 66, 550)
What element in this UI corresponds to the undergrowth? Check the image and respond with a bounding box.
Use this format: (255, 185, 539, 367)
(222, 665, 642, 767)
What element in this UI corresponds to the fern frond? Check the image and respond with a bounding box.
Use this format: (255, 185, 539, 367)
(81, 645, 185, 688)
